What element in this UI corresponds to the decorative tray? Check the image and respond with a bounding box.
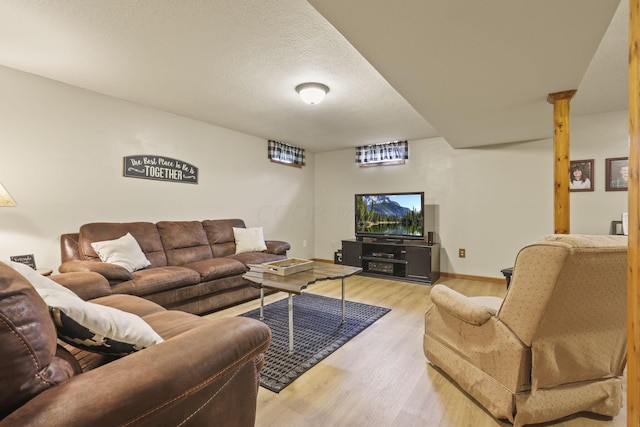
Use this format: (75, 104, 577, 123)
(262, 258, 314, 276)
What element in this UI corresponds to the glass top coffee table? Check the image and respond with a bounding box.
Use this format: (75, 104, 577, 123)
(243, 262, 362, 354)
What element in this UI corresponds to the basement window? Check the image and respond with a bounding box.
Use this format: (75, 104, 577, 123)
(268, 140, 305, 168)
(356, 141, 408, 166)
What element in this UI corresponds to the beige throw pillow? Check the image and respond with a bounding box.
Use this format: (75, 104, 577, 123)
(8, 260, 163, 356)
(233, 227, 267, 254)
(91, 232, 151, 273)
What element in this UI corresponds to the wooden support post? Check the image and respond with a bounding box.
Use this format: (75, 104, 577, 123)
(628, 0, 640, 425)
(547, 90, 577, 235)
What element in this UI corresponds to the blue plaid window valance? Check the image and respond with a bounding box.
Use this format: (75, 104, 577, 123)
(355, 141, 408, 165)
(268, 140, 305, 167)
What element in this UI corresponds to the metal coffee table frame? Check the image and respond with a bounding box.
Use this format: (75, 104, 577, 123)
(243, 262, 362, 355)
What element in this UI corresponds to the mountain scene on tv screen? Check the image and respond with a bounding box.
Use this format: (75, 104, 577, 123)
(356, 195, 423, 236)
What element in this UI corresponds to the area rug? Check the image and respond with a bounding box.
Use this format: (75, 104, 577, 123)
(239, 293, 390, 392)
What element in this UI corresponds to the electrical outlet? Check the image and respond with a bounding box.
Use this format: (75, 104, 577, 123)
(303, 240, 308, 247)
(459, 248, 466, 258)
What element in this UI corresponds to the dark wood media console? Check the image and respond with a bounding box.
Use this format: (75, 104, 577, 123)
(341, 239, 440, 284)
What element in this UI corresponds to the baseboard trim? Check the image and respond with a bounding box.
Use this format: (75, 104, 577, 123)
(439, 272, 505, 284)
(313, 258, 506, 284)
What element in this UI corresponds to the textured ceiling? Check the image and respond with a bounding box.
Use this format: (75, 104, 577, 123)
(0, 0, 627, 152)
(308, 0, 625, 148)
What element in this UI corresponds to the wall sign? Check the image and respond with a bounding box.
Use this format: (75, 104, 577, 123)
(10, 254, 36, 269)
(123, 155, 198, 184)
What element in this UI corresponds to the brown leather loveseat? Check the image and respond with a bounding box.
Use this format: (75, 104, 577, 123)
(59, 219, 290, 314)
(0, 261, 271, 426)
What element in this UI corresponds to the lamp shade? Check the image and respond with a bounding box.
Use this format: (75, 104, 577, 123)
(295, 82, 329, 105)
(0, 183, 17, 206)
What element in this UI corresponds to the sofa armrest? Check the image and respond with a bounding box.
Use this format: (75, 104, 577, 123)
(0, 317, 271, 427)
(49, 272, 111, 300)
(265, 240, 290, 255)
(60, 233, 82, 262)
(430, 284, 496, 326)
(59, 260, 132, 282)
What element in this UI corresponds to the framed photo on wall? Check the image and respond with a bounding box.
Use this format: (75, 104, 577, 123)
(605, 157, 629, 191)
(569, 159, 594, 192)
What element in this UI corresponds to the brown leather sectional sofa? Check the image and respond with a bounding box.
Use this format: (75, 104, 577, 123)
(59, 219, 290, 314)
(0, 262, 271, 426)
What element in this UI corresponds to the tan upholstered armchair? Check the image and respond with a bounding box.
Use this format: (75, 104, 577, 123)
(423, 234, 628, 427)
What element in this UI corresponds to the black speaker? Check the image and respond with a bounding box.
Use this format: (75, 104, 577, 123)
(334, 250, 343, 264)
(427, 231, 434, 245)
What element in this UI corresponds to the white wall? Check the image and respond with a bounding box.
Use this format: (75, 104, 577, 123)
(571, 111, 629, 232)
(315, 109, 629, 279)
(0, 66, 315, 270)
(1, 65, 628, 279)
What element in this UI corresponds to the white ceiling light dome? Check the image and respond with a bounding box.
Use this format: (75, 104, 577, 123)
(295, 82, 329, 105)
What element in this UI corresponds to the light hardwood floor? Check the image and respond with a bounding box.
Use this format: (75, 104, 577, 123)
(206, 276, 627, 427)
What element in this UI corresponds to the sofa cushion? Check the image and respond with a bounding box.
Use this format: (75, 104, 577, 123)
(58, 305, 209, 373)
(183, 257, 248, 281)
(233, 227, 267, 254)
(79, 222, 168, 267)
(157, 221, 213, 266)
(202, 218, 246, 244)
(50, 271, 112, 301)
(91, 232, 151, 273)
(110, 266, 201, 297)
(59, 259, 132, 282)
(227, 251, 287, 266)
(210, 242, 237, 258)
(142, 309, 212, 339)
(9, 261, 164, 356)
(0, 262, 76, 419)
(90, 294, 167, 318)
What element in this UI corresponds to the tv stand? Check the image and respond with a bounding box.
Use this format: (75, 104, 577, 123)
(341, 239, 440, 284)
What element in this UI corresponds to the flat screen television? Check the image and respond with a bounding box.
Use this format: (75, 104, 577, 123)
(355, 192, 425, 240)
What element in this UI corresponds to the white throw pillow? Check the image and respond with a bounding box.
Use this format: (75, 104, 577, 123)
(91, 232, 151, 273)
(233, 227, 267, 254)
(8, 260, 163, 356)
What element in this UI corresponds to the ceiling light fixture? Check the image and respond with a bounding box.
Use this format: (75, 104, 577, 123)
(295, 82, 329, 105)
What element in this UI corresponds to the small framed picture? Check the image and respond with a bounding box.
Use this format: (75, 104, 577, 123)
(569, 159, 594, 192)
(605, 157, 629, 191)
(10, 254, 37, 270)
